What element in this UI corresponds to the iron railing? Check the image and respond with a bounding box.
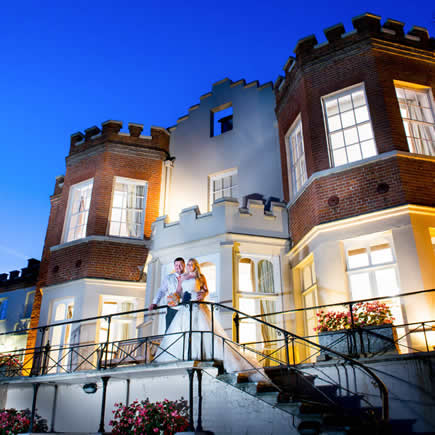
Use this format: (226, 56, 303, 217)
(0, 300, 390, 423)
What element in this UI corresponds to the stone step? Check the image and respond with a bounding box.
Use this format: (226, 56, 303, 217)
(254, 391, 279, 405)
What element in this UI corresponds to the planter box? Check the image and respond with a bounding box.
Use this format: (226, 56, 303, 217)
(318, 325, 398, 360)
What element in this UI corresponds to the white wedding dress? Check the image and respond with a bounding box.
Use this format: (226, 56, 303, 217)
(154, 278, 263, 377)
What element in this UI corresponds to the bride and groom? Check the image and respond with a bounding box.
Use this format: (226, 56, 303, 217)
(149, 257, 262, 375)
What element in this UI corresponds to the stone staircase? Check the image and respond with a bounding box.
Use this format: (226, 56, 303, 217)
(216, 366, 417, 435)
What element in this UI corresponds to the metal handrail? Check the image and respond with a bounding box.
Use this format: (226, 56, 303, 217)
(0, 299, 390, 422)
(239, 287, 435, 321)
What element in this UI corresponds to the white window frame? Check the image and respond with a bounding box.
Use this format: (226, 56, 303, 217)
(322, 83, 377, 168)
(108, 176, 148, 239)
(394, 81, 435, 157)
(208, 168, 238, 210)
(285, 115, 307, 199)
(62, 178, 94, 243)
(344, 233, 400, 300)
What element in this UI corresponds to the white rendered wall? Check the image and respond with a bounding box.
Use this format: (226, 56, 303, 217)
(166, 78, 283, 221)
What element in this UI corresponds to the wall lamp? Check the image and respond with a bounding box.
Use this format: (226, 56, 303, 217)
(83, 383, 98, 394)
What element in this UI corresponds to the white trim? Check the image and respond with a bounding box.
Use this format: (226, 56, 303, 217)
(287, 204, 435, 261)
(50, 235, 149, 252)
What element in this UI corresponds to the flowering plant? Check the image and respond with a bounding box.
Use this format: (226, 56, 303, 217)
(315, 301, 395, 333)
(0, 408, 48, 434)
(167, 293, 181, 308)
(0, 355, 20, 369)
(110, 398, 189, 435)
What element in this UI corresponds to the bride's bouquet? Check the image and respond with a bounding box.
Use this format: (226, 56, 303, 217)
(167, 292, 181, 307)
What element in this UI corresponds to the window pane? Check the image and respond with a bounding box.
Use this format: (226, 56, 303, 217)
(344, 127, 358, 145)
(357, 123, 373, 142)
(328, 115, 342, 131)
(341, 111, 356, 128)
(347, 144, 362, 163)
(349, 272, 371, 300)
(338, 94, 352, 112)
(239, 260, 254, 292)
(352, 90, 365, 108)
(354, 106, 369, 123)
(348, 248, 369, 269)
(333, 148, 347, 166)
(361, 140, 377, 158)
(325, 99, 339, 116)
(330, 131, 344, 149)
(288, 118, 307, 199)
(375, 268, 399, 296)
(302, 264, 313, 290)
(370, 244, 393, 264)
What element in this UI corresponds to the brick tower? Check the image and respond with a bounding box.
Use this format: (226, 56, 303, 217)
(27, 120, 170, 352)
(275, 14, 435, 351)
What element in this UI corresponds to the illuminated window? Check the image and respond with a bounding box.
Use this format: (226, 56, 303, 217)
(345, 237, 399, 300)
(429, 228, 435, 255)
(209, 169, 238, 208)
(237, 257, 279, 350)
(286, 116, 307, 199)
(109, 177, 148, 239)
(63, 179, 94, 242)
(322, 84, 377, 167)
(395, 83, 435, 156)
(23, 291, 35, 319)
(200, 262, 216, 300)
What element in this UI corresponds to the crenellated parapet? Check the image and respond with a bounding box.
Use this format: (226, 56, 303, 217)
(275, 13, 434, 106)
(0, 259, 40, 291)
(151, 198, 288, 251)
(68, 120, 170, 162)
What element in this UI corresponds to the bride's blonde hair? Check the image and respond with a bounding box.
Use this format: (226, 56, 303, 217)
(188, 258, 202, 280)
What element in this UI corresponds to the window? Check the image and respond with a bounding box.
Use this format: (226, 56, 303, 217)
(345, 237, 399, 300)
(0, 299, 8, 320)
(200, 262, 216, 301)
(109, 177, 148, 239)
(429, 228, 435, 256)
(211, 103, 233, 137)
(237, 257, 280, 356)
(286, 116, 307, 199)
(23, 291, 35, 319)
(394, 82, 435, 156)
(209, 169, 238, 208)
(322, 84, 377, 167)
(63, 179, 94, 242)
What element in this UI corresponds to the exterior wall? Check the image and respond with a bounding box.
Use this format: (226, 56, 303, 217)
(3, 366, 296, 435)
(166, 78, 283, 221)
(289, 152, 435, 244)
(147, 199, 289, 337)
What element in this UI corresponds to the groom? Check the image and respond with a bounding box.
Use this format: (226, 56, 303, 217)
(148, 257, 191, 331)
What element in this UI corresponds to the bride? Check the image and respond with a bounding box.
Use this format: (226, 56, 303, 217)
(153, 258, 263, 377)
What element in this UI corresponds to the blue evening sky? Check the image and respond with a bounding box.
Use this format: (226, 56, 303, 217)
(0, 1, 433, 274)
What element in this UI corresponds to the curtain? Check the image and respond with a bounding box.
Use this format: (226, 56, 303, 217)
(258, 260, 277, 365)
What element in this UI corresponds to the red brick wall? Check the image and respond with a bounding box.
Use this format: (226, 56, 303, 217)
(276, 26, 435, 204)
(289, 154, 435, 243)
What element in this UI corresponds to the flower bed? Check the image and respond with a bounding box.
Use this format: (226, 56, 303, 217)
(110, 398, 189, 435)
(0, 408, 48, 434)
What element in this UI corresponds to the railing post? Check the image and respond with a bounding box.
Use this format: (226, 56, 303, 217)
(422, 322, 429, 352)
(188, 302, 193, 361)
(104, 316, 112, 369)
(196, 369, 203, 432)
(29, 383, 40, 433)
(284, 333, 290, 366)
(187, 368, 195, 432)
(211, 304, 215, 361)
(349, 302, 358, 356)
(234, 312, 240, 344)
(291, 337, 296, 365)
(42, 341, 51, 375)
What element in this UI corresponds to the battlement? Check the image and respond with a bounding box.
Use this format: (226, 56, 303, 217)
(69, 120, 170, 157)
(275, 13, 434, 104)
(291, 13, 433, 63)
(168, 77, 273, 132)
(0, 259, 40, 290)
(151, 198, 288, 251)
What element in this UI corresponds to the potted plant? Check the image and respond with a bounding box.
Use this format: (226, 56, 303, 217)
(110, 398, 189, 434)
(0, 354, 21, 377)
(315, 301, 397, 358)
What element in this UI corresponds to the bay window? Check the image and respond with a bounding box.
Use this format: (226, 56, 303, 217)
(394, 82, 435, 156)
(63, 179, 94, 243)
(286, 116, 307, 199)
(322, 84, 377, 167)
(109, 177, 148, 239)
